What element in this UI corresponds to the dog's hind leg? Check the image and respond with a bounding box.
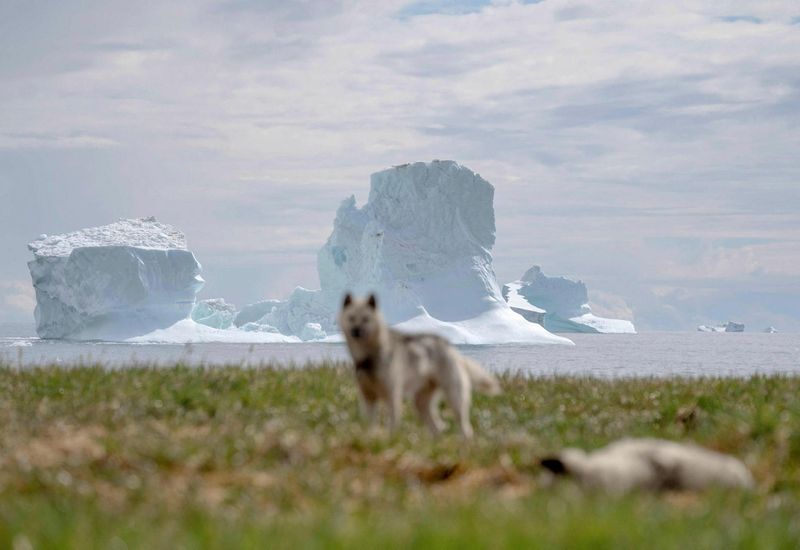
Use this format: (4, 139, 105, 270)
(429, 390, 446, 433)
(387, 386, 403, 434)
(443, 377, 474, 439)
(360, 395, 379, 428)
(415, 386, 445, 435)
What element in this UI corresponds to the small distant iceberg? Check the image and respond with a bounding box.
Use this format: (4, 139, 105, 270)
(763, 326, 778, 334)
(697, 322, 745, 333)
(502, 266, 635, 334)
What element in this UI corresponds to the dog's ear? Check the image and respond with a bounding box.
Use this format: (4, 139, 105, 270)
(343, 293, 353, 308)
(540, 456, 568, 475)
(367, 293, 377, 309)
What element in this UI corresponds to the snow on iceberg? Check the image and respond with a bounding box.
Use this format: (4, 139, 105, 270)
(394, 306, 564, 346)
(502, 266, 635, 334)
(127, 319, 300, 344)
(246, 160, 571, 345)
(28, 217, 205, 340)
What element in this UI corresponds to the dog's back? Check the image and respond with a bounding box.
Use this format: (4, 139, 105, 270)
(386, 329, 501, 396)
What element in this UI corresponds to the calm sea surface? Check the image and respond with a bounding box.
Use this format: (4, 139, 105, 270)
(1, 323, 798, 377)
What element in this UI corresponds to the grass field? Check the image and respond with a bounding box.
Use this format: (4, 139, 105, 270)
(0, 362, 799, 549)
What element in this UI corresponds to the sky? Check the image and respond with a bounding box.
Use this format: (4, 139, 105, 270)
(1, 0, 799, 331)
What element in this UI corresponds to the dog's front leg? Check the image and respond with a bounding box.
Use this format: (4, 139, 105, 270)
(360, 395, 379, 428)
(387, 387, 403, 434)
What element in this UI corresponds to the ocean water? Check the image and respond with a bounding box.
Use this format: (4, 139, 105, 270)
(2, 322, 798, 377)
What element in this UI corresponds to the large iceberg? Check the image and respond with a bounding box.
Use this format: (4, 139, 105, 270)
(246, 161, 571, 345)
(28, 217, 205, 340)
(503, 266, 636, 334)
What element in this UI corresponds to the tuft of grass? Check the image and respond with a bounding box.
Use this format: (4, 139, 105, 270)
(0, 362, 799, 548)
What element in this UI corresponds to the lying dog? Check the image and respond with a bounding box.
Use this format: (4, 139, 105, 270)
(339, 293, 500, 437)
(541, 438, 754, 493)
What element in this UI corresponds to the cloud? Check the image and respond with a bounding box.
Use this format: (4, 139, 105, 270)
(396, 0, 492, 18)
(0, 133, 119, 149)
(720, 15, 762, 24)
(589, 290, 635, 322)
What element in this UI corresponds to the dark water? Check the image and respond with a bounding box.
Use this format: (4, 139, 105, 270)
(2, 322, 798, 377)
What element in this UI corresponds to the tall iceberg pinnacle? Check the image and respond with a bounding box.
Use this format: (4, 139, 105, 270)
(318, 160, 500, 322)
(27, 217, 204, 340)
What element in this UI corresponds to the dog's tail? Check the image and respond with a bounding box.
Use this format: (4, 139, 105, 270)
(461, 356, 501, 395)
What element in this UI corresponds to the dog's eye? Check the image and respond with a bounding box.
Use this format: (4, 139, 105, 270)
(348, 315, 356, 323)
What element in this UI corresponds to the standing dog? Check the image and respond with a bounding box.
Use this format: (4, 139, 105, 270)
(339, 293, 500, 438)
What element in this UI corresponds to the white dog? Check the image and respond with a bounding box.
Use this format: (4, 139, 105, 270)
(541, 438, 754, 493)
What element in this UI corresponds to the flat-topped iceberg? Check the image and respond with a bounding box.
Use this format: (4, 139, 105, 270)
(28, 217, 205, 340)
(503, 266, 636, 334)
(244, 161, 571, 345)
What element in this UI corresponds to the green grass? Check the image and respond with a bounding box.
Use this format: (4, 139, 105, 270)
(1, 362, 799, 548)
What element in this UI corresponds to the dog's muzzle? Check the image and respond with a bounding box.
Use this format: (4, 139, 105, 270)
(350, 327, 362, 338)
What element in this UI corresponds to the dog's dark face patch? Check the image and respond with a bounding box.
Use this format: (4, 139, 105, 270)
(355, 356, 374, 373)
(540, 457, 568, 475)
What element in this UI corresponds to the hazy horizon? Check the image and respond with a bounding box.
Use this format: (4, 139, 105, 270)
(2, 0, 799, 332)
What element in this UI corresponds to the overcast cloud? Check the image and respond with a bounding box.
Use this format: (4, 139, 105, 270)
(1, 0, 799, 331)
